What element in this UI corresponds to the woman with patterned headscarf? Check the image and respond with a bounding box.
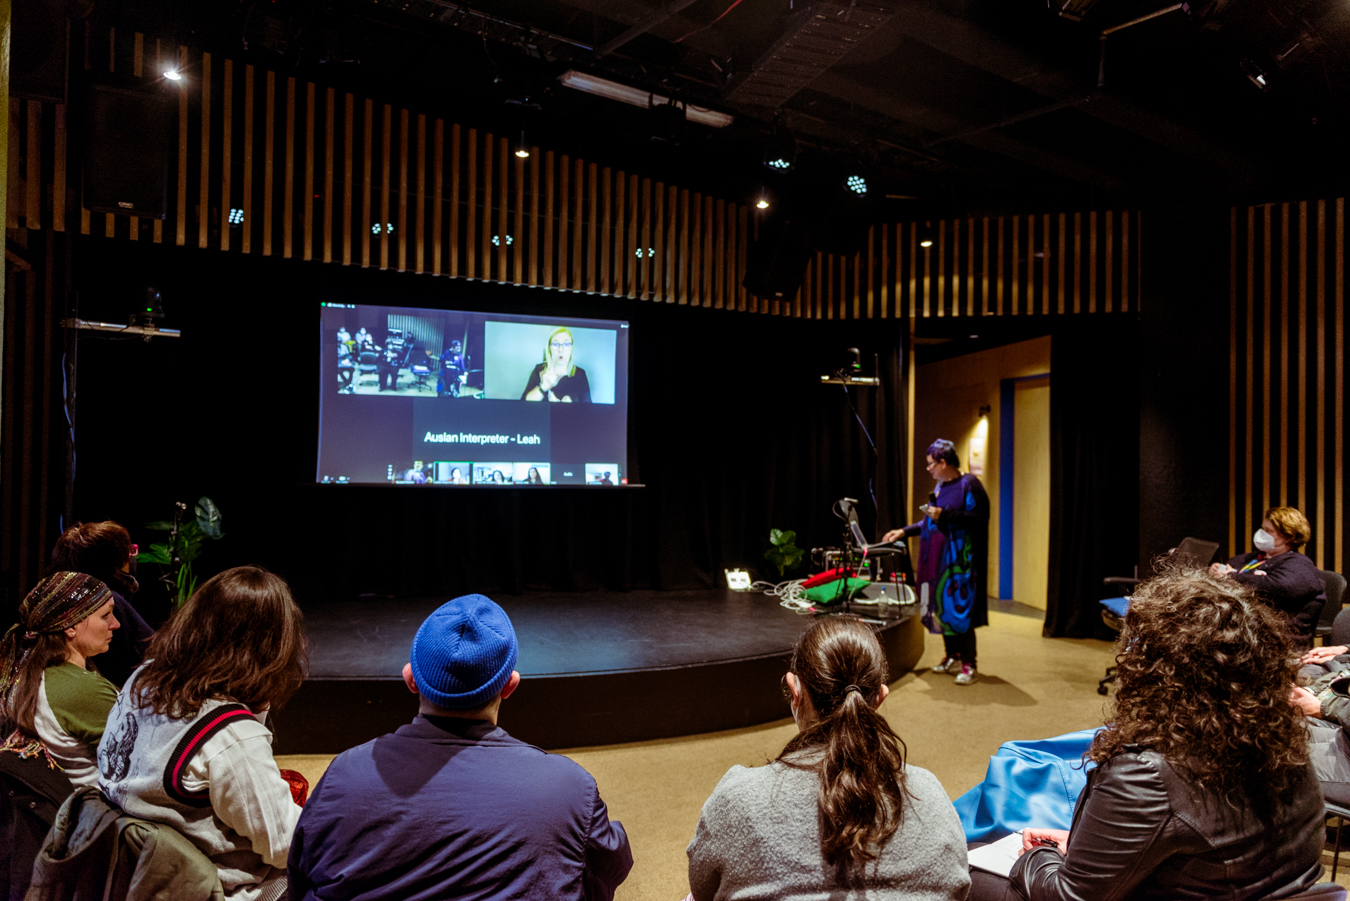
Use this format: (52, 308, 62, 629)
(0, 572, 121, 786)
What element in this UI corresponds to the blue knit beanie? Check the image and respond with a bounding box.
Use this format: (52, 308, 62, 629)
(409, 594, 519, 709)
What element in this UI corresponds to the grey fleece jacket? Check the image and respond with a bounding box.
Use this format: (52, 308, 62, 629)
(687, 759, 970, 901)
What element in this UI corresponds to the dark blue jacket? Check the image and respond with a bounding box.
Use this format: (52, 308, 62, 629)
(287, 716, 632, 901)
(1227, 550, 1325, 644)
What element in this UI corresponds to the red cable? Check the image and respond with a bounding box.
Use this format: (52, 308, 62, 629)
(673, 0, 745, 44)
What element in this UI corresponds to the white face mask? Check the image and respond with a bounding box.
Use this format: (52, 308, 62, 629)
(1253, 528, 1277, 553)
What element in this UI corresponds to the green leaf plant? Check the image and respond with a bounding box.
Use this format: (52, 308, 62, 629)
(764, 528, 805, 579)
(139, 498, 224, 608)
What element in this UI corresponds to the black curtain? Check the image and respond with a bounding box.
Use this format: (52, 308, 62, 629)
(1, 230, 71, 617)
(1043, 316, 1140, 638)
(66, 238, 908, 614)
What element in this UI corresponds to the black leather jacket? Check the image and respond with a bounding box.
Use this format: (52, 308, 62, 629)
(1010, 749, 1324, 901)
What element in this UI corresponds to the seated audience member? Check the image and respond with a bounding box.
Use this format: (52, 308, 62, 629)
(99, 565, 307, 901)
(288, 593, 633, 901)
(1209, 505, 1324, 649)
(969, 570, 1324, 901)
(1293, 643, 1350, 805)
(0, 573, 120, 786)
(687, 617, 970, 901)
(49, 520, 155, 686)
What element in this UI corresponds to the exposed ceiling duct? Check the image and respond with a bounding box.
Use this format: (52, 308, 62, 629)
(725, 0, 902, 111)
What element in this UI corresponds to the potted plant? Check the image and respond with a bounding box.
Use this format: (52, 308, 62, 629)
(139, 497, 224, 608)
(764, 528, 805, 579)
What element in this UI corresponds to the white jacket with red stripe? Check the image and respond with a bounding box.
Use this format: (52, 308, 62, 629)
(97, 664, 301, 900)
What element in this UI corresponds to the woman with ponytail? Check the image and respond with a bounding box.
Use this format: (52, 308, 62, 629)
(686, 617, 970, 900)
(50, 520, 155, 686)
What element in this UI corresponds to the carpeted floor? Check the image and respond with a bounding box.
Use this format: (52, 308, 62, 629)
(277, 607, 1350, 899)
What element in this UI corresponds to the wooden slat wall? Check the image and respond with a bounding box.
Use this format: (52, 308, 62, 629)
(1229, 198, 1348, 573)
(10, 35, 1143, 320)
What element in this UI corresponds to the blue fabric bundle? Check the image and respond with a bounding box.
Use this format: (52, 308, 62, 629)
(954, 728, 1101, 843)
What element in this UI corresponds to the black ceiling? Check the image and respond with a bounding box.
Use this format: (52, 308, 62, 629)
(103, 0, 1350, 216)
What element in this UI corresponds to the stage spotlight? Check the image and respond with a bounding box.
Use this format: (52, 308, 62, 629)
(130, 286, 165, 329)
(756, 189, 770, 210)
(1240, 58, 1269, 91)
(919, 221, 935, 249)
(762, 126, 798, 172)
(162, 69, 182, 81)
(514, 130, 530, 159)
(228, 208, 244, 225)
(845, 174, 868, 196)
(649, 98, 686, 143)
(491, 235, 515, 246)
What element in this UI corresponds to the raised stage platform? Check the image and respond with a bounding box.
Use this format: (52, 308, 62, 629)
(274, 589, 923, 754)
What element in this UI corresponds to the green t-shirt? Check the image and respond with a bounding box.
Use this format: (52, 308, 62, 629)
(35, 662, 118, 787)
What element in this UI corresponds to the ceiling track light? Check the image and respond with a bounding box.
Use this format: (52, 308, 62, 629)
(1240, 58, 1269, 91)
(557, 70, 733, 128)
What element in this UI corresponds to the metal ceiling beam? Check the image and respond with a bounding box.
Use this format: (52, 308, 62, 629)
(894, 0, 1260, 189)
(595, 0, 702, 57)
(806, 71, 1132, 191)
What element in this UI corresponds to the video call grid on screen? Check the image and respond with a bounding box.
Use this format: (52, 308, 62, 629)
(319, 302, 629, 486)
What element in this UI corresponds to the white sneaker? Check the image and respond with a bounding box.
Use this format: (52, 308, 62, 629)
(955, 664, 978, 685)
(931, 656, 962, 675)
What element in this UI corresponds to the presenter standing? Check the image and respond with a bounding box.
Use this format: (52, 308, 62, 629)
(882, 439, 990, 685)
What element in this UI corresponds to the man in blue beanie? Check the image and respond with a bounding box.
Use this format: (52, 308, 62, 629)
(287, 594, 633, 900)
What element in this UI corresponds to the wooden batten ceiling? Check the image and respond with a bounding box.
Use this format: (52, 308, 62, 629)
(6, 28, 1141, 320)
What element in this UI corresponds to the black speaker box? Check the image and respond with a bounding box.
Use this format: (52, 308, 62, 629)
(742, 214, 816, 300)
(82, 82, 172, 219)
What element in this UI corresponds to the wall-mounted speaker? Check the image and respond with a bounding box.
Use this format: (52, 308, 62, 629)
(742, 214, 815, 300)
(82, 82, 171, 219)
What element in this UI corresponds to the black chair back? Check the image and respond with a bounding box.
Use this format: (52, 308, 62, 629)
(0, 752, 74, 901)
(1319, 570, 1348, 641)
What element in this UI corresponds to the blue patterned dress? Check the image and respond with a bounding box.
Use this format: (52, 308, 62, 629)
(903, 472, 990, 635)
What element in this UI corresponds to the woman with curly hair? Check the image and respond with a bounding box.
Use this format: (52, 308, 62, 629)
(687, 617, 970, 900)
(970, 569, 1325, 901)
(97, 565, 308, 901)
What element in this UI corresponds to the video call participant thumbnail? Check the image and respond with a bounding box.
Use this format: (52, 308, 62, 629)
(475, 465, 512, 485)
(514, 464, 549, 485)
(522, 327, 591, 403)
